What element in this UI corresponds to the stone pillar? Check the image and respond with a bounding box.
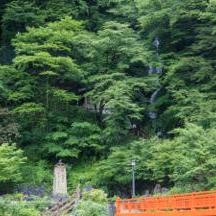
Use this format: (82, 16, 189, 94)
(53, 160, 68, 198)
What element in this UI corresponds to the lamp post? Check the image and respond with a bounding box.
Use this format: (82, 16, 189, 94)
(131, 160, 136, 198)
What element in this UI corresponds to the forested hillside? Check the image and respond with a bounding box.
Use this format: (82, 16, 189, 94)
(0, 0, 216, 199)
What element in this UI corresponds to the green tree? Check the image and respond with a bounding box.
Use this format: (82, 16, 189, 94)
(86, 21, 155, 143)
(2, 0, 45, 42)
(0, 143, 26, 183)
(0, 108, 20, 144)
(95, 139, 156, 195)
(43, 122, 103, 160)
(10, 17, 89, 154)
(169, 124, 216, 191)
(1, 0, 216, 198)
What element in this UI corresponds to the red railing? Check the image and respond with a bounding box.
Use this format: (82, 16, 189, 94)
(115, 190, 216, 216)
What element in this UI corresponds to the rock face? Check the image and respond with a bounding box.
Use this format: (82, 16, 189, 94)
(53, 161, 68, 197)
(153, 184, 161, 194)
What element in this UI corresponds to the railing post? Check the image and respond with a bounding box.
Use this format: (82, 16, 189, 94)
(115, 197, 121, 216)
(191, 193, 195, 211)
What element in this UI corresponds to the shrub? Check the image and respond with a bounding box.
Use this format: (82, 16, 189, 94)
(82, 189, 107, 204)
(71, 200, 108, 216)
(0, 198, 40, 216)
(0, 196, 50, 216)
(71, 189, 108, 216)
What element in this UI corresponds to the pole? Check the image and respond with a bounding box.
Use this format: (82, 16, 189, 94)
(115, 197, 121, 216)
(132, 160, 136, 197)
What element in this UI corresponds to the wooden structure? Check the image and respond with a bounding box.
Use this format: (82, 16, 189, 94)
(115, 190, 216, 216)
(43, 186, 81, 216)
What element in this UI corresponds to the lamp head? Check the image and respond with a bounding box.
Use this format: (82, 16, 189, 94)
(131, 160, 136, 166)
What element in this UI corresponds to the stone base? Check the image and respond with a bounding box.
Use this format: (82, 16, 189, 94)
(52, 194, 68, 202)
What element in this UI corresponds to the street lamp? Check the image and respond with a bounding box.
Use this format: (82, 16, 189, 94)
(131, 160, 136, 198)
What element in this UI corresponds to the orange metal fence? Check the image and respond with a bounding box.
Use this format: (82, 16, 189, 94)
(115, 190, 216, 216)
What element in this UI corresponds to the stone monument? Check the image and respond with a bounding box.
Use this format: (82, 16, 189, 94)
(53, 160, 68, 199)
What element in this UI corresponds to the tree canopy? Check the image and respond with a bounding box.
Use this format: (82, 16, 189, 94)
(0, 0, 216, 197)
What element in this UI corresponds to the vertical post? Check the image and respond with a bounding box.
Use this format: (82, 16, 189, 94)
(131, 160, 136, 198)
(115, 197, 121, 216)
(53, 160, 68, 200)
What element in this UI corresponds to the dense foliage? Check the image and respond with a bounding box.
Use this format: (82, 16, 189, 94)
(0, 0, 216, 199)
(0, 194, 50, 216)
(0, 143, 25, 183)
(71, 189, 108, 216)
